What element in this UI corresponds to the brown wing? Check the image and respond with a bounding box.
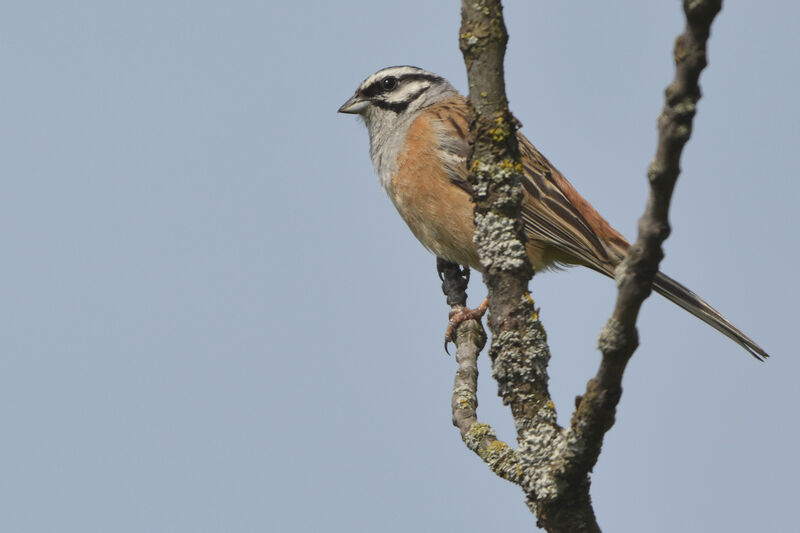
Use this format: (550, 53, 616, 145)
(428, 96, 629, 275)
(517, 134, 629, 275)
(424, 98, 770, 360)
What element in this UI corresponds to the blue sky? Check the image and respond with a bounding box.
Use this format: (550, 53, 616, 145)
(1, 1, 797, 531)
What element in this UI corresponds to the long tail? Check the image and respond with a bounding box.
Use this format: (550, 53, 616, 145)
(652, 272, 769, 360)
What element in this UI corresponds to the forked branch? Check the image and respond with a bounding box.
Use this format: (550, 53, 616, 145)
(447, 1, 723, 531)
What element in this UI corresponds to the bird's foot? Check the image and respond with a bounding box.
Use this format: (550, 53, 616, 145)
(444, 297, 489, 353)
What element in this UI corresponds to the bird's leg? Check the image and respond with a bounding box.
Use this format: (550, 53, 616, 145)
(437, 257, 488, 353)
(438, 257, 469, 305)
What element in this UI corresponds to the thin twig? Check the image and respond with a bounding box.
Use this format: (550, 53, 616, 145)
(555, 0, 724, 491)
(438, 259, 523, 483)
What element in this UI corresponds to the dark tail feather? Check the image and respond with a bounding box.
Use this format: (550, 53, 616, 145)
(652, 272, 769, 361)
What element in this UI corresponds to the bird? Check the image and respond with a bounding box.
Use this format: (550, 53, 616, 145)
(338, 65, 769, 360)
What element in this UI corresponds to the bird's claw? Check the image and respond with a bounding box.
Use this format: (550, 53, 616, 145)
(443, 298, 489, 354)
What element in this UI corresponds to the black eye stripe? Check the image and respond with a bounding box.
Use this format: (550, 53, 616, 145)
(370, 86, 431, 114)
(359, 72, 442, 98)
(359, 82, 381, 98)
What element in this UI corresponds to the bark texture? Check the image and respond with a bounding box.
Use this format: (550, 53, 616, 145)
(439, 259, 523, 483)
(447, 1, 723, 531)
(562, 0, 724, 495)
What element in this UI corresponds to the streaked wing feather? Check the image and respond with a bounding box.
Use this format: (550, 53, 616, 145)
(429, 98, 618, 274)
(518, 134, 617, 273)
(421, 96, 769, 360)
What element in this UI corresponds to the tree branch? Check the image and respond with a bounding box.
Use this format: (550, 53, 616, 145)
(448, 1, 724, 531)
(459, 0, 557, 438)
(555, 0, 724, 492)
(459, 0, 596, 528)
(439, 259, 522, 483)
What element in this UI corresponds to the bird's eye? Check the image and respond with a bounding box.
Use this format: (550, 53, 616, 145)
(381, 77, 398, 91)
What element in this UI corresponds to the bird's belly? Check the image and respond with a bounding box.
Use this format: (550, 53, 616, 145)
(386, 180, 567, 273)
(386, 175, 481, 269)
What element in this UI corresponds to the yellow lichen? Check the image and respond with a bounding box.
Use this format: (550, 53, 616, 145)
(523, 292, 539, 320)
(488, 128, 506, 142)
(487, 116, 512, 142)
(524, 292, 534, 304)
(487, 440, 508, 454)
(468, 422, 493, 440)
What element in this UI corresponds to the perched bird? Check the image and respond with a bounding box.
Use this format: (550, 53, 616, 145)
(338, 65, 768, 360)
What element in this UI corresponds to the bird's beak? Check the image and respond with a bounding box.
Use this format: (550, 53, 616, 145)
(338, 95, 370, 114)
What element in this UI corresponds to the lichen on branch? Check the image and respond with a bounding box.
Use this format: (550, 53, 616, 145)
(447, 1, 724, 531)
